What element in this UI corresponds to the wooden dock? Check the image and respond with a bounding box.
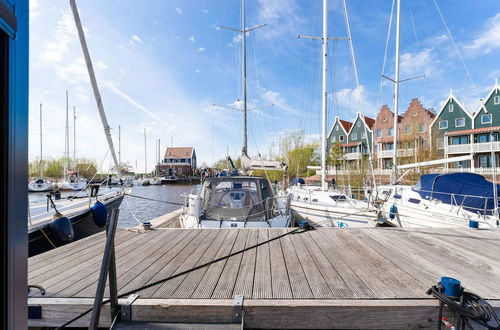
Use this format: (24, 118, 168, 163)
(28, 227, 500, 329)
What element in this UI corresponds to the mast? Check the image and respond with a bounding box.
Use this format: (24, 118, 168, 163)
(144, 128, 147, 175)
(321, 0, 328, 191)
(241, 0, 248, 157)
(39, 103, 43, 178)
(391, 0, 401, 185)
(158, 138, 161, 177)
(73, 105, 76, 169)
(70, 0, 121, 179)
(118, 125, 121, 167)
(64, 90, 69, 177)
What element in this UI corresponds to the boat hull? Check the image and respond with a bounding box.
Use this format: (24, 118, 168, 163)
(28, 194, 124, 257)
(180, 214, 291, 228)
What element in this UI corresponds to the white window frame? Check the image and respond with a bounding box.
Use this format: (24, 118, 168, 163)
(336, 125, 339, 131)
(481, 114, 492, 124)
(455, 118, 465, 127)
(332, 136, 336, 142)
(352, 133, 358, 140)
(449, 104, 454, 112)
(494, 95, 500, 105)
(388, 128, 393, 137)
(418, 123, 426, 133)
(439, 120, 448, 129)
(361, 132, 366, 139)
(339, 135, 344, 141)
(357, 121, 361, 127)
(404, 125, 412, 134)
(412, 112, 417, 117)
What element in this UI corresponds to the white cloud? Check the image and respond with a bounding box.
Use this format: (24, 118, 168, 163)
(202, 9, 208, 14)
(197, 47, 205, 52)
(464, 13, 500, 55)
(170, 35, 180, 40)
(39, 12, 76, 63)
(257, 0, 304, 39)
(263, 90, 300, 115)
(331, 86, 376, 117)
(189, 36, 195, 42)
(30, 0, 41, 18)
(176, 7, 182, 14)
(195, 69, 201, 73)
(131, 35, 143, 43)
(400, 48, 436, 77)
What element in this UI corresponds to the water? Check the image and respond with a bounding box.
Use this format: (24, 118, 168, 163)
(118, 184, 194, 228)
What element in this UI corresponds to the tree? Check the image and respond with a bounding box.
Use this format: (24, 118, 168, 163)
(75, 162, 97, 180)
(44, 158, 64, 178)
(327, 142, 344, 172)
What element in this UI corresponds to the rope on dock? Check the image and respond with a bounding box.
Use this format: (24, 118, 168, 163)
(54, 225, 313, 329)
(125, 193, 183, 206)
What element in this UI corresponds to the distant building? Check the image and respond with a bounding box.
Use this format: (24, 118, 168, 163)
(156, 147, 197, 177)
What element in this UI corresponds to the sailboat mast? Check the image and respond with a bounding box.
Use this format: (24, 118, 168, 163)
(241, 0, 248, 157)
(73, 105, 76, 169)
(144, 128, 147, 175)
(65, 90, 69, 177)
(321, 0, 328, 191)
(392, 0, 401, 185)
(39, 103, 43, 178)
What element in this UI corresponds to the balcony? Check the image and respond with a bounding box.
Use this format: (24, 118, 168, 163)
(344, 152, 361, 160)
(446, 142, 500, 154)
(378, 148, 414, 158)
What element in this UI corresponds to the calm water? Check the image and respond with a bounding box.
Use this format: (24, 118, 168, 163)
(118, 184, 194, 228)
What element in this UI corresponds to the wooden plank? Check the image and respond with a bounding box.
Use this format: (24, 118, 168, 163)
(227, 229, 258, 299)
(299, 230, 354, 299)
(211, 230, 249, 299)
(154, 229, 225, 298)
(169, 230, 233, 298)
(48, 229, 175, 297)
(267, 229, 293, 299)
(252, 229, 272, 299)
(122, 229, 209, 298)
(189, 229, 240, 299)
(310, 229, 376, 299)
(278, 228, 314, 299)
(115, 229, 200, 297)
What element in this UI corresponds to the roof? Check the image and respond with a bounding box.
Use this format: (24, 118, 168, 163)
(339, 119, 352, 132)
(444, 126, 500, 136)
(341, 142, 361, 147)
(363, 116, 375, 128)
(164, 147, 194, 159)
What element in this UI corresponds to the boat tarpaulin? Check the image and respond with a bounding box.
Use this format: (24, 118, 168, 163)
(413, 173, 500, 215)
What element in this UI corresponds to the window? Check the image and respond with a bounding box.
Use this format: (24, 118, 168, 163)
(404, 125, 412, 134)
(357, 121, 361, 127)
(449, 104, 454, 112)
(412, 112, 417, 117)
(419, 123, 426, 133)
(423, 141, 429, 149)
(336, 125, 339, 131)
(450, 136, 469, 145)
(361, 132, 366, 139)
(339, 135, 344, 141)
(455, 118, 465, 127)
(479, 155, 492, 168)
(481, 114, 492, 124)
(383, 117, 387, 122)
(376, 129, 382, 137)
(439, 120, 448, 129)
(476, 134, 498, 143)
(352, 133, 358, 140)
(437, 138, 444, 149)
(388, 127, 393, 137)
(494, 96, 500, 105)
(385, 143, 393, 150)
(374, 144, 379, 152)
(332, 136, 336, 142)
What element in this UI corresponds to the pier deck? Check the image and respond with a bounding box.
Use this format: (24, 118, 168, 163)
(28, 227, 500, 328)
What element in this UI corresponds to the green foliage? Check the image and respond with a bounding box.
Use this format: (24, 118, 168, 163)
(251, 170, 284, 183)
(75, 162, 97, 180)
(43, 158, 64, 178)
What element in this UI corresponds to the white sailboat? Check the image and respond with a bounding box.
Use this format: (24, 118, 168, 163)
(180, 0, 291, 229)
(372, 0, 499, 229)
(58, 91, 87, 191)
(286, 0, 382, 228)
(28, 104, 55, 192)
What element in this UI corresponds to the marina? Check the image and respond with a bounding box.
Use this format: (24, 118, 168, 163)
(27, 225, 500, 328)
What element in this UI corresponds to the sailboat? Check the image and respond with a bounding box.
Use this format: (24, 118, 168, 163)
(58, 91, 87, 191)
(28, 104, 56, 192)
(180, 0, 291, 229)
(285, 0, 382, 228)
(371, 0, 499, 229)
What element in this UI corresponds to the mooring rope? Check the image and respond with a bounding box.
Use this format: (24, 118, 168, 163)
(124, 193, 183, 206)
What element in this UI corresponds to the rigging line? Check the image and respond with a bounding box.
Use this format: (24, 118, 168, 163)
(377, 0, 395, 109)
(407, 1, 420, 48)
(125, 193, 183, 206)
(431, 0, 479, 99)
(54, 226, 311, 329)
(69, 147, 111, 201)
(342, 0, 377, 192)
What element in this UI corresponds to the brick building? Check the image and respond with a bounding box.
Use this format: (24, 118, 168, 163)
(156, 147, 197, 177)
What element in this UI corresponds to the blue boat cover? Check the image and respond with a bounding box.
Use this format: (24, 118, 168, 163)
(291, 177, 305, 185)
(413, 173, 500, 215)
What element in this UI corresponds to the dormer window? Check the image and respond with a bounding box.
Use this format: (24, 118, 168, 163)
(494, 96, 500, 105)
(357, 121, 361, 127)
(449, 104, 454, 112)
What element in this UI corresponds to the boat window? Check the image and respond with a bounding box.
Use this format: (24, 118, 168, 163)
(312, 199, 318, 202)
(329, 195, 347, 201)
(393, 194, 401, 199)
(408, 198, 421, 204)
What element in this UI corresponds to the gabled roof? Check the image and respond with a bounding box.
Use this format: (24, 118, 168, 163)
(328, 116, 352, 138)
(164, 147, 194, 159)
(430, 92, 472, 129)
(363, 116, 375, 129)
(375, 105, 403, 123)
(472, 83, 500, 119)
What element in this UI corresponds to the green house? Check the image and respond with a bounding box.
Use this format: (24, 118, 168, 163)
(430, 92, 473, 157)
(346, 112, 374, 154)
(473, 83, 500, 129)
(327, 116, 352, 152)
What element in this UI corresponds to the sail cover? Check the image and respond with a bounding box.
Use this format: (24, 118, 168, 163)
(413, 173, 500, 215)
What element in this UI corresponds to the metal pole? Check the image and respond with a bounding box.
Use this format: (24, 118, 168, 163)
(89, 208, 120, 329)
(69, 0, 121, 180)
(144, 128, 147, 175)
(392, 0, 401, 185)
(242, 0, 247, 157)
(118, 125, 121, 168)
(65, 90, 69, 176)
(491, 133, 498, 218)
(39, 103, 43, 178)
(321, 0, 328, 191)
(73, 105, 76, 168)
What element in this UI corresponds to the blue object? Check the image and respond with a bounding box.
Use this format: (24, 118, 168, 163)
(389, 205, 398, 219)
(91, 201, 108, 228)
(338, 221, 347, 228)
(441, 276, 461, 298)
(414, 173, 500, 215)
(469, 220, 479, 228)
(291, 178, 305, 185)
(298, 220, 310, 228)
(50, 216, 74, 243)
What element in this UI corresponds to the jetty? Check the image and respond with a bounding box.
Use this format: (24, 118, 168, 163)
(27, 226, 500, 329)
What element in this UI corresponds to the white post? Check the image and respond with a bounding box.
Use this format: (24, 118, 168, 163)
(144, 128, 147, 175)
(242, 0, 248, 158)
(392, 0, 401, 185)
(70, 0, 121, 179)
(118, 125, 121, 168)
(64, 90, 69, 177)
(491, 133, 498, 217)
(73, 105, 76, 169)
(321, 0, 328, 191)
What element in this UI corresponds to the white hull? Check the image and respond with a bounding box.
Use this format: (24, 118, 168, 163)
(28, 180, 55, 192)
(180, 214, 291, 229)
(58, 180, 87, 191)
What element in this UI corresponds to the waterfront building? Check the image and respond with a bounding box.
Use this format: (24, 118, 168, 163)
(157, 147, 197, 176)
(343, 112, 374, 169)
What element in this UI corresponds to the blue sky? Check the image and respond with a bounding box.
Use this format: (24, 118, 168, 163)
(29, 0, 500, 172)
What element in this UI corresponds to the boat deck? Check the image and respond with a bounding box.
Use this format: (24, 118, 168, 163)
(28, 227, 500, 328)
